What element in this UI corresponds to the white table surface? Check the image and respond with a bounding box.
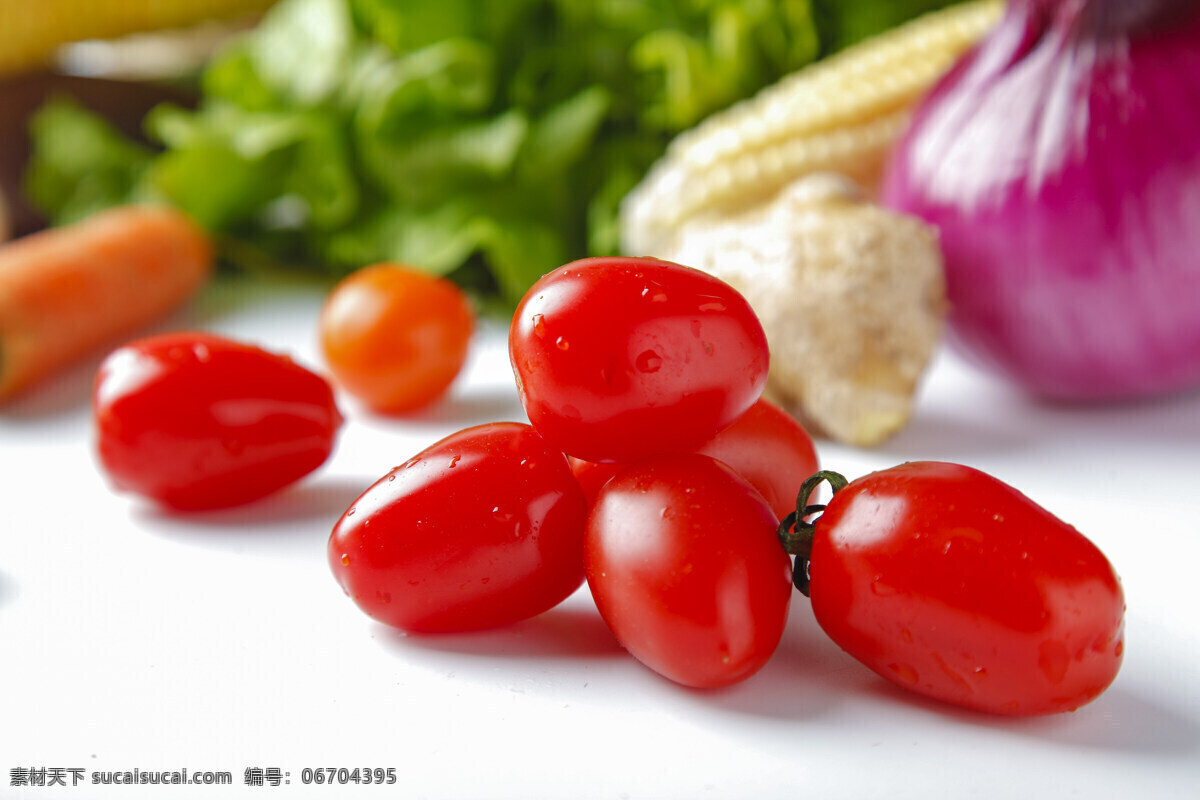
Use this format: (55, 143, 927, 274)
(3, 274, 1198, 799)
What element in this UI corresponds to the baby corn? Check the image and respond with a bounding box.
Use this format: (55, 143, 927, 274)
(620, 0, 1002, 256)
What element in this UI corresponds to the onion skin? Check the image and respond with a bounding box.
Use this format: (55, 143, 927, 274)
(881, 0, 1200, 400)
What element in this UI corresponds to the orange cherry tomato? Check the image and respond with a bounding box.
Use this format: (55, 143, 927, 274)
(319, 264, 474, 413)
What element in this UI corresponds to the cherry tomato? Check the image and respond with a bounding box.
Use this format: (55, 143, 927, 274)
(791, 462, 1125, 715)
(319, 263, 474, 413)
(571, 396, 818, 519)
(328, 422, 588, 633)
(509, 256, 769, 463)
(585, 454, 793, 688)
(94, 331, 342, 510)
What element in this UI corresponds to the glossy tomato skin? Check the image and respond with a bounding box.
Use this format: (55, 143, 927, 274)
(808, 461, 1125, 715)
(94, 332, 342, 510)
(328, 422, 588, 633)
(509, 257, 769, 463)
(572, 397, 818, 519)
(585, 454, 793, 688)
(319, 263, 474, 413)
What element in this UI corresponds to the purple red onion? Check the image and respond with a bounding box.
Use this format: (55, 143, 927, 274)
(882, 0, 1200, 400)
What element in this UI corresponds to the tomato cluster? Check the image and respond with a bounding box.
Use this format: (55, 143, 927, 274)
(330, 256, 794, 687)
(327, 254, 1126, 714)
(92, 252, 1124, 715)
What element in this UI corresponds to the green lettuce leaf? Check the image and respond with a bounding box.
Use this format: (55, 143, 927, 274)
(24, 0, 962, 305)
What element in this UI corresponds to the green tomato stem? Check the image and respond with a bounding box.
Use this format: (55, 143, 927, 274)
(777, 470, 849, 597)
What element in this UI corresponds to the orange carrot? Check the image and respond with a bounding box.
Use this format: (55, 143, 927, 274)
(0, 204, 214, 402)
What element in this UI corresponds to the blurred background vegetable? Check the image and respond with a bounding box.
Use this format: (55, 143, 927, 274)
(318, 263, 474, 413)
(620, 0, 1000, 256)
(654, 173, 946, 447)
(17, 0, 980, 307)
(0, 0, 273, 77)
(0, 188, 9, 242)
(0, 205, 213, 403)
(881, 0, 1200, 400)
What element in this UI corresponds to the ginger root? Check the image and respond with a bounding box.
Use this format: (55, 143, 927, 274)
(650, 173, 946, 446)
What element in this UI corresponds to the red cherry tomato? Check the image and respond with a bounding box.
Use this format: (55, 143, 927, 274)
(790, 462, 1125, 715)
(319, 263, 474, 413)
(93, 331, 342, 510)
(571, 396, 818, 518)
(328, 422, 589, 633)
(509, 256, 769, 463)
(585, 454, 793, 688)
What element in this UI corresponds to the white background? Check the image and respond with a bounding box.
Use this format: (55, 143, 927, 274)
(2, 274, 1198, 799)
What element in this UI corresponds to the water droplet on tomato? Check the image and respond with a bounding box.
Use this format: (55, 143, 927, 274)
(635, 350, 662, 373)
(556, 336, 570, 351)
(888, 662, 919, 684)
(449, 455, 461, 468)
(341, 554, 351, 566)
(346, 507, 357, 517)
(871, 577, 896, 596)
(698, 300, 726, 312)
(387, 473, 396, 482)
(532, 314, 546, 338)
(193, 343, 211, 362)
(562, 404, 582, 421)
